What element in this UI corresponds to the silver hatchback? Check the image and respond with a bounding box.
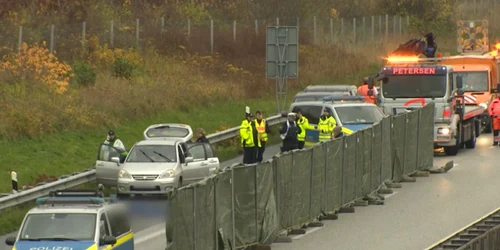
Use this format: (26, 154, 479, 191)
(95, 124, 220, 197)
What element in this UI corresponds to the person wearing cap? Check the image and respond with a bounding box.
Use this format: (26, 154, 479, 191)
(240, 112, 258, 164)
(357, 77, 378, 104)
(254, 110, 271, 163)
(293, 108, 312, 149)
(279, 112, 302, 152)
(104, 130, 127, 161)
(104, 130, 126, 151)
(318, 109, 336, 142)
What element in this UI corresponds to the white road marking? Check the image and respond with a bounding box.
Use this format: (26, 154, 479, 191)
(134, 223, 166, 245)
(382, 191, 398, 199)
(291, 227, 322, 240)
(454, 164, 459, 167)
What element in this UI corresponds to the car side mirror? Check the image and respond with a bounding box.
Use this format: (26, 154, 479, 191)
(456, 75, 464, 89)
(5, 236, 15, 246)
(100, 235, 117, 246)
(111, 157, 120, 165)
(185, 156, 194, 163)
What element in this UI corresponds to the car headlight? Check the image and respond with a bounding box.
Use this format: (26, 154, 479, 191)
(160, 169, 175, 179)
(479, 102, 488, 109)
(437, 127, 450, 135)
(118, 169, 132, 179)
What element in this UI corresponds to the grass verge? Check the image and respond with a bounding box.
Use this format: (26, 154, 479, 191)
(0, 98, 280, 193)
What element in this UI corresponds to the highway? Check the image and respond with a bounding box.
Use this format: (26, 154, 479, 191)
(2, 135, 500, 250)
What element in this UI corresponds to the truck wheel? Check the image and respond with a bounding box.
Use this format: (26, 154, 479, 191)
(465, 126, 476, 149)
(444, 146, 459, 156)
(475, 120, 481, 138)
(484, 117, 492, 133)
(444, 126, 460, 156)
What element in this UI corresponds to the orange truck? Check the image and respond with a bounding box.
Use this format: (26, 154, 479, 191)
(438, 52, 500, 133)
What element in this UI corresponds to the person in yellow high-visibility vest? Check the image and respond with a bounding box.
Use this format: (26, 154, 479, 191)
(240, 112, 258, 164)
(317, 109, 336, 142)
(254, 110, 271, 163)
(294, 108, 313, 149)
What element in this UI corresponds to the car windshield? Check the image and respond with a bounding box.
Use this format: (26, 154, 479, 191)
(19, 213, 96, 241)
(452, 71, 488, 92)
(127, 145, 176, 163)
(382, 75, 447, 98)
(335, 106, 384, 124)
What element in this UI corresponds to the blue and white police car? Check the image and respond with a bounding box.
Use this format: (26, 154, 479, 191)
(4, 189, 134, 250)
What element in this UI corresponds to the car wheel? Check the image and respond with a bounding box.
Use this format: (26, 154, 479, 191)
(117, 193, 129, 200)
(178, 177, 183, 188)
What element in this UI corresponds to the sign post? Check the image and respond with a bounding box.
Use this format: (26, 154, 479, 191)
(266, 26, 299, 113)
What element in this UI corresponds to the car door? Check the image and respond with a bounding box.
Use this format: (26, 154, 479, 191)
(182, 143, 209, 184)
(203, 143, 220, 175)
(98, 211, 112, 250)
(95, 143, 122, 187)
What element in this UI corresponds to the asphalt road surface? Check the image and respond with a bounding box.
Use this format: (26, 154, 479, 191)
(272, 134, 500, 250)
(3, 135, 499, 250)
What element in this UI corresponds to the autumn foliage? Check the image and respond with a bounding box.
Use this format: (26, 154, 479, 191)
(0, 42, 72, 94)
(0, 0, 479, 140)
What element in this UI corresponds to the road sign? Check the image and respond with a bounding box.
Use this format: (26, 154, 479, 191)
(457, 20, 488, 53)
(266, 26, 298, 78)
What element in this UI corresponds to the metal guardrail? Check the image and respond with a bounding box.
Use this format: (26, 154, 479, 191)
(204, 114, 283, 144)
(0, 114, 285, 211)
(425, 206, 500, 250)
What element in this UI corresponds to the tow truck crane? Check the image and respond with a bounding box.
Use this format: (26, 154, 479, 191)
(370, 32, 485, 156)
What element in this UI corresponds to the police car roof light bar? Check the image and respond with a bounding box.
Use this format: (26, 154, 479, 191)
(49, 189, 104, 198)
(321, 95, 365, 102)
(36, 197, 106, 206)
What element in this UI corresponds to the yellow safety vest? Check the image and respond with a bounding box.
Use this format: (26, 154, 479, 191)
(239, 119, 255, 147)
(296, 116, 310, 142)
(255, 119, 268, 142)
(318, 116, 336, 141)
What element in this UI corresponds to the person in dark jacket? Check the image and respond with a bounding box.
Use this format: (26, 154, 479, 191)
(250, 118, 260, 163)
(279, 113, 302, 152)
(195, 128, 209, 143)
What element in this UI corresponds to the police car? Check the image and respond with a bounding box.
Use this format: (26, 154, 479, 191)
(5, 189, 134, 250)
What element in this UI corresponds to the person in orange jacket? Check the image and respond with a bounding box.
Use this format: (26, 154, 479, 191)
(357, 77, 378, 104)
(489, 96, 500, 146)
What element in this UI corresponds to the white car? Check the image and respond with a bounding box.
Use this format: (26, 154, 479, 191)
(95, 124, 220, 197)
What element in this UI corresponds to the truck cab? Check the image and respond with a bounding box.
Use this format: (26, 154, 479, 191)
(439, 54, 500, 133)
(377, 60, 483, 156)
